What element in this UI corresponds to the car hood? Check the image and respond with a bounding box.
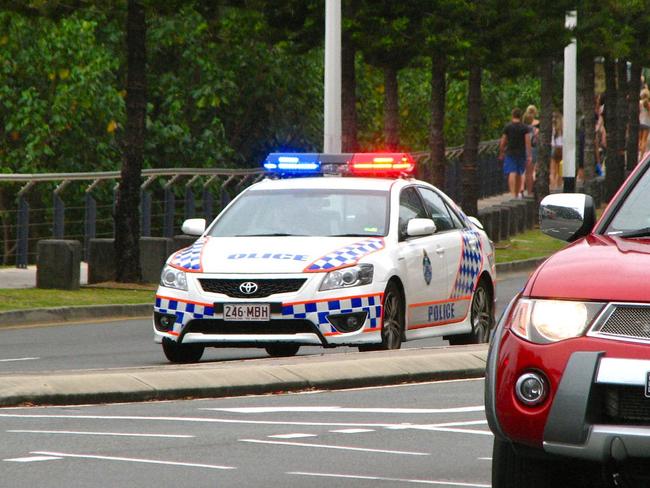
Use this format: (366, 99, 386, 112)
(168, 235, 386, 274)
(528, 234, 650, 302)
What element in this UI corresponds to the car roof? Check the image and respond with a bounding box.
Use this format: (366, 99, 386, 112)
(249, 176, 428, 192)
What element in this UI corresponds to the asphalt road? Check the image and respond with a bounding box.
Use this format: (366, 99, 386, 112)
(1, 378, 492, 488)
(0, 271, 527, 373)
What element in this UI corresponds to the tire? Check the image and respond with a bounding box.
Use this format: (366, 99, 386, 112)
(162, 338, 204, 363)
(492, 437, 603, 488)
(359, 281, 404, 351)
(448, 279, 493, 345)
(265, 344, 300, 357)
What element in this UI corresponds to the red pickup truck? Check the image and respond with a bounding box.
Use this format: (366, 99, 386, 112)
(486, 155, 650, 488)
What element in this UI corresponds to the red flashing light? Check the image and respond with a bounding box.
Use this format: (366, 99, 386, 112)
(349, 153, 415, 175)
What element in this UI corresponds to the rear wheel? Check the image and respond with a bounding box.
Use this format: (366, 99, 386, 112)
(492, 437, 603, 488)
(448, 279, 492, 345)
(265, 344, 300, 357)
(162, 338, 204, 363)
(359, 281, 404, 352)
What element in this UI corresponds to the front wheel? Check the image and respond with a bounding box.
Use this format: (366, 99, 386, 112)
(448, 279, 493, 345)
(359, 281, 404, 351)
(265, 344, 300, 357)
(162, 338, 204, 363)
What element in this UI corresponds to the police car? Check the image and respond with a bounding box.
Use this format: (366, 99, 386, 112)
(153, 152, 496, 363)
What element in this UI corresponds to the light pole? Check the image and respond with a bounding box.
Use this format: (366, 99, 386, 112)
(323, 0, 342, 153)
(563, 10, 577, 192)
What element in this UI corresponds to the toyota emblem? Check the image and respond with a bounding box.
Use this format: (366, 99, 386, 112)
(239, 282, 258, 295)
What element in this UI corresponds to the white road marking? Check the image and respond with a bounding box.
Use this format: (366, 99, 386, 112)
(330, 428, 375, 434)
(426, 427, 492, 436)
(202, 406, 485, 414)
(268, 433, 317, 439)
(31, 451, 235, 470)
(0, 357, 39, 363)
(239, 439, 429, 456)
(8, 430, 194, 439)
(4, 456, 62, 463)
(0, 414, 487, 433)
(478, 457, 492, 461)
(288, 471, 491, 487)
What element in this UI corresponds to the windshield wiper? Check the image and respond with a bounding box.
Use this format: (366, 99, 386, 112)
(610, 227, 650, 238)
(330, 233, 381, 237)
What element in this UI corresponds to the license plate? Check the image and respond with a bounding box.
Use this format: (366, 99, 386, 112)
(223, 303, 270, 322)
(646, 372, 650, 398)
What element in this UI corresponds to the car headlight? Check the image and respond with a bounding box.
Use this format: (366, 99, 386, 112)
(160, 265, 188, 291)
(319, 264, 373, 291)
(510, 298, 605, 344)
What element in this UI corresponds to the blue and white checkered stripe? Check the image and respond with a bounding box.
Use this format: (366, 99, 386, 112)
(170, 237, 208, 272)
(450, 230, 483, 298)
(282, 295, 383, 333)
(155, 296, 215, 327)
(305, 238, 385, 272)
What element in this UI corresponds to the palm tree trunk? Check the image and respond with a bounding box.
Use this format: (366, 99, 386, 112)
(627, 62, 641, 170)
(604, 58, 620, 201)
(115, 0, 146, 282)
(461, 64, 481, 217)
(535, 58, 553, 203)
(383, 65, 399, 150)
(428, 53, 446, 189)
(581, 55, 596, 185)
(341, 30, 358, 152)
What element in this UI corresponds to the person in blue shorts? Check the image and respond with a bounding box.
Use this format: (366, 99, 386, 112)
(498, 108, 532, 198)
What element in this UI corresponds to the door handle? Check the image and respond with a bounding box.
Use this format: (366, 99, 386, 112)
(435, 247, 445, 256)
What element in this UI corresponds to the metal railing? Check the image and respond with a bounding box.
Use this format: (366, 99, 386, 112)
(0, 141, 504, 268)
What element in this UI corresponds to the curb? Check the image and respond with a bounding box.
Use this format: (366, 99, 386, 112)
(0, 345, 488, 407)
(495, 257, 546, 274)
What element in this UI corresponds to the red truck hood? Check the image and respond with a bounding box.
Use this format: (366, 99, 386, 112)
(527, 234, 650, 302)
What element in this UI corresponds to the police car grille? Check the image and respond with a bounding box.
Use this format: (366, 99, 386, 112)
(600, 385, 650, 425)
(184, 319, 316, 335)
(595, 305, 650, 342)
(199, 279, 306, 298)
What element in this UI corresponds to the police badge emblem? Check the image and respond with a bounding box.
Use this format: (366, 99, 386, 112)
(422, 249, 432, 285)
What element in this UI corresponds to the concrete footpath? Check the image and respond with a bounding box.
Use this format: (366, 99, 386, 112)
(0, 344, 487, 408)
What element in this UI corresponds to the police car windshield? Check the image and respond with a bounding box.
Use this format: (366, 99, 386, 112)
(209, 189, 389, 238)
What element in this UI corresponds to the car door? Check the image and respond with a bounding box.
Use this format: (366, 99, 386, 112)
(397, 187, 449, 330)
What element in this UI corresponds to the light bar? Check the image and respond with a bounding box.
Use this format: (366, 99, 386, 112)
(348, 153, 415, 175)
(262, 152, 416, 178)
(264, 153, 321, 174)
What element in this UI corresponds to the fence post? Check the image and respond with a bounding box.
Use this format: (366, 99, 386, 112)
(16, 196, 30, 268)
(220, 175, 235, 210)
(163, 175, 182, 238)
(53, 180, 70, 239)
(202, 176, 216, 222)
(84, 193, 96, 261)
(184, 175, 200, 221)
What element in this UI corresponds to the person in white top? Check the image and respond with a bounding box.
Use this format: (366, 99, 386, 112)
(639, 88, 650, 157)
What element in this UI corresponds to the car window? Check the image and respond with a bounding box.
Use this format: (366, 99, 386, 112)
(417, 187, 459, 232)
(399, 187, 428, 239)
(605, 165, 650, 234)
(208, 188, 389, 237)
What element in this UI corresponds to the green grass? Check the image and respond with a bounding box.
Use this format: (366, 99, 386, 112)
(0, 288, 154, 312)
(494, 227, 567, 263)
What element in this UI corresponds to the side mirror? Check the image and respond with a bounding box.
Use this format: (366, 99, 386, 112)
(407, 218, 436, 237)
(540, 193, 595, 242)
(467, 216, 484, 230)
(181, 218, 206, 236)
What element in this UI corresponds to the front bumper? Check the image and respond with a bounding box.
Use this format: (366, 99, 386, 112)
(544, 355, 650, 462)
(152, 273, 384, 347)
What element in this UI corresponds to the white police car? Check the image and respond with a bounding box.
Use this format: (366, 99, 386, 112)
(153, 152, 496, 363)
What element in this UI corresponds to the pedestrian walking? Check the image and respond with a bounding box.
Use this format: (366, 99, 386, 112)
(639, 88, 650, 158)
(550, 111, 563, 190)
(521, 105, 539, 196)
(499, 108, 532, 198)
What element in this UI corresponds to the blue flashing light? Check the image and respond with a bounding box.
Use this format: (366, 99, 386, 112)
(264, 153, 321, 175)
